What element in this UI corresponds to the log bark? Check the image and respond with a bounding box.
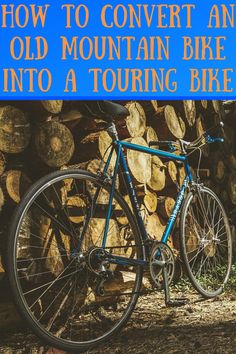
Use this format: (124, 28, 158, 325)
(147, 156, 166, 192)
(0, 106, 31, 153)
(35, 121, 75, 167)
(150, 105, 186, 140)
(127, 137, 152, 184)
(1, 170, 31, 204)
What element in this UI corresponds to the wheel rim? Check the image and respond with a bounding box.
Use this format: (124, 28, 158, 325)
(183, 188, 231, 295)
(12, 173, 142, 346)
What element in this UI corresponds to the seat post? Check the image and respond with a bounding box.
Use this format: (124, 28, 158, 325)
(107, 122, 119, 141)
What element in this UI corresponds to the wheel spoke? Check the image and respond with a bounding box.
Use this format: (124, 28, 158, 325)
(182, 187, 231, 297)
(11, 171, 142, 348)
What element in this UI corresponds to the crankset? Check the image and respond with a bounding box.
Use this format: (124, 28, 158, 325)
(149, 242, 175, 289)
(150, 242, 188, 307)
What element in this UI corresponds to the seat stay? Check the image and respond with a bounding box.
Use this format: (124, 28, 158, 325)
(102, 143, 122, 248)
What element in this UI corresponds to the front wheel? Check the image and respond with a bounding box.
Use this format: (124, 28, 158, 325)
(7, 169, 143, 352)
(180, 186, 232, 298)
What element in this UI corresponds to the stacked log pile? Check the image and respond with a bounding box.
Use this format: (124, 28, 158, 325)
(0, 99, 234, 277)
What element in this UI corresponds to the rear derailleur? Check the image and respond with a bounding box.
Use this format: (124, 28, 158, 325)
(87, 247, 113, 297)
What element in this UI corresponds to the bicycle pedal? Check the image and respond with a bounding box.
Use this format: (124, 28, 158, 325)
(166, 298, 189, 307)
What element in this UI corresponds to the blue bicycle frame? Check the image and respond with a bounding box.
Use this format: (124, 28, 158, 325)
(98, 134, 193, 268)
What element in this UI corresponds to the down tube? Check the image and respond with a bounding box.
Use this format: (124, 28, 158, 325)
(161, 177, 189, 244)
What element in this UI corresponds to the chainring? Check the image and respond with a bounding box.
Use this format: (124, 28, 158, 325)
(149, 242, 175, 289)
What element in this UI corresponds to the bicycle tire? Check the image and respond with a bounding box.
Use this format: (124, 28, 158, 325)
(7, 169, 143, 352)
(180, 186, 232, 298)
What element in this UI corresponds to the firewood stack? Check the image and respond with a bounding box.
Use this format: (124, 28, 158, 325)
(0, 99, 234, 275)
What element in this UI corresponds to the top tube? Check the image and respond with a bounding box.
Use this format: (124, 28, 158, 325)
(119, 140, 186, 163)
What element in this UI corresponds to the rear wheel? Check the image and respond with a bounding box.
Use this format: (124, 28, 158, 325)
(180, 186, 232, 298)
(7, 169, 143, 351)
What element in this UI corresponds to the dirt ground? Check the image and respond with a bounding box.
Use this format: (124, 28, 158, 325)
(1, 285, 236, 354)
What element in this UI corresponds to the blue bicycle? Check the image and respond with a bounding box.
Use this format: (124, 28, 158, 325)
(7, 101, 232, 351)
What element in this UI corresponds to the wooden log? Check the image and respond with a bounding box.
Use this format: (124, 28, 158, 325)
(143, 190, 158, 213)
(1, 170, 31, 204)
(127, 137, 152, 184)
(144, 126, 158, 147)
(35, 213, 71, 277)
(86, 159, 119, 204)
(99, 130, 117, 168)
(65, 158, 119, 205)
(65, 195, 87, 224)
(147, 156, 166, 192)
(86, 218, 121, 271)
(146, 213, 165, 241)
(163, 101, 196, 127)
(201, 100, 208, 110)
(115, 195, 132, 225)
(165, 161, 178, 187)
(157, 196, 175, 220)
(135, 185, 158, 214)
(0, 152, 6, 177)
(0, 106, 31, 153)
(150, 105, 186, 140)
(116, 101, 146, 138)
(210, 152, 226, 184)
(182, 100, 196, 127)
(35, 121, 75, 167)
(228, 173, 236, 205)
(212, 100, 221, 114)
(178, 166, 186, 186)
(41, 100, 63, 114)
(140, 203, 149, 225)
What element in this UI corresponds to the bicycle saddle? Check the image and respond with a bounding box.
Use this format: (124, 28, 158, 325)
(78, 100, 129, 122)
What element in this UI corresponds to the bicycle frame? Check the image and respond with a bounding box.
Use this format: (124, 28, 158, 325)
(98, 134, 193, 267)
